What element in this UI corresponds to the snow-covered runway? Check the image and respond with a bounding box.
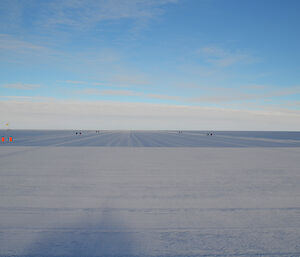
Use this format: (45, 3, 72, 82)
(0, 131, 300, 256)
(2, 130, 300, 147)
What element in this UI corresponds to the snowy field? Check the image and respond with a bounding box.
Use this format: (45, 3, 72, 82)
(0, 131, 300, 256)
(1, 130, 300, 147)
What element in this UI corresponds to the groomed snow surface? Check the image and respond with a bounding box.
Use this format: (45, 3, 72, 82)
(2, 130, 300, 147)
(0, 131, 300, 256)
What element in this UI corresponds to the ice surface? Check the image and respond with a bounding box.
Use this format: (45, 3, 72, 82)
(0, 131, 300, 256)
(1, 130, 300, 147)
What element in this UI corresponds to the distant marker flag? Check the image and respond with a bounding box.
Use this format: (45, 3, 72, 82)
(2, 123, 13, 143)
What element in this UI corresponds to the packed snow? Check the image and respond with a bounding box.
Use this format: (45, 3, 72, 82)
(1, 130, 300, 147)
(0, 131, 300, 256)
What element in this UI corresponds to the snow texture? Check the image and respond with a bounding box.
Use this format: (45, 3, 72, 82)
(0, 131, 300, 256)
(1, 130, 300, 147)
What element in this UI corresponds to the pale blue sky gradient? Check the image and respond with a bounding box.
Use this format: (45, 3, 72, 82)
(1, 0, 300, 129)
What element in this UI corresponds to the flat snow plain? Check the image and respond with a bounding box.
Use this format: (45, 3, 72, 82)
(0, 130, 300, 256)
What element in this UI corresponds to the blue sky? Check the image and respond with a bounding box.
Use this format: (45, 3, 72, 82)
(1, 0, 300, 129)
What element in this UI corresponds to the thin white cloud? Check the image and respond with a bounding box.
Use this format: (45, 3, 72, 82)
(0, 0, 178, 31)
(189, 94, 254, 103)
(0, 34, 48, 52)
(0, 34, 151, 90)
(0, 35, 140, 86)
(189, 85, 300, 103)
(210, 54, 249, 67)
(201, 46, 226, 57)
(0, 34, 61, 65)
(48, 0, 178, 27)
(101, 89, 142, 97)
(110, 74, 149, 86)
(0, 34, 152, 91)
(146, 93, 179, 101)
(91, 82, 107, 86)
(2, 83, 40, 90)
(1, 99, 300, 130)
(0, 95, 55, 101)
(101, 89, 179, 101)
(65, 80, 87, 84)
(74, 84, 300, 104)
(199, 46, 256, 67)
(77, 88, 180, 101)
(74, 88, 103, 95)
